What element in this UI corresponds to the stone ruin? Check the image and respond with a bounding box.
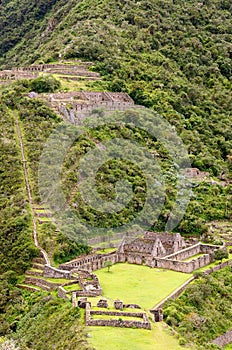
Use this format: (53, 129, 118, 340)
(0, 61, 100, 84)
(114, 300, 124, 310)
(78, 297, 89, 309)
(57, 269, 102, 300)
(59, 251, 119, 272)
(118, 233, 220, 273)
(184, 167, 209, 180)
(59, 231, 220, 274)
(47, 90, 136, 124)
(84, 299, 151, 330)
(0, 69, 38, 83)
(97, 299, 109, 308)
(117, 231, 187, 265)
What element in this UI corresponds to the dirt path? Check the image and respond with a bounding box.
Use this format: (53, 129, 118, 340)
(14, 111, 50, 265)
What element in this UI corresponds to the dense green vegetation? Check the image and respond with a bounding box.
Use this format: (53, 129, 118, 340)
(1, 83, 90, 265)
(0, 272, 91, 350)
(163, 266, 232, 349)
(0, 1, 231, 349)
(0, 102, 38, 274)
(60, 113, 231, 236)
(0, 0, 231, 174)
(1, 0, 231, 236)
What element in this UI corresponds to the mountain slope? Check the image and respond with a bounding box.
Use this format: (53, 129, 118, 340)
(0, 0, 231, 178)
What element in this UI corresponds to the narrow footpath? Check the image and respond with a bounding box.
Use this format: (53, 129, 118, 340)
(13, 110, 50, 265)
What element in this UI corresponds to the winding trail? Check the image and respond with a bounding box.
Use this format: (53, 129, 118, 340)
(14, 111, 50, 265)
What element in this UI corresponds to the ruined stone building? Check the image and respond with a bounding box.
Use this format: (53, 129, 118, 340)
(117, 232, 187, 265)
(59, 231, 219, 274)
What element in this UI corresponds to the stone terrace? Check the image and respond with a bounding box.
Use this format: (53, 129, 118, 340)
(0, 61, 100, 84)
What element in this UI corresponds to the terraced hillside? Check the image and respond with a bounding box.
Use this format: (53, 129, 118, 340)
(0, 1, 231, 349)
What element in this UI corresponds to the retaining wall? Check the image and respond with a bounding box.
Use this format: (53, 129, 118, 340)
(43, 265, 74, 279)
(156, 254, 213, 273)
(85, 303, 151, 329)
(58, 286, 70, 300)
(212, 329, 232, 347)
(24, 277, 59, 291)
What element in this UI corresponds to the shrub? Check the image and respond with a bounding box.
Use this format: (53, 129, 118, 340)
(29, 75, 61, 93)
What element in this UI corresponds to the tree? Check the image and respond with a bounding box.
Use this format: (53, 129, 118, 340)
(214, 248, 229, 262)
(29, 75, 61, 93)
(104, 260, 113, 272)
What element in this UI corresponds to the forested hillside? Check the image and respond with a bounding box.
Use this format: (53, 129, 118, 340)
(0, 1, 231, 349)
(163, 267, 232, 349)
(0, 103, 38, 274)
(0, 0, 231, 176)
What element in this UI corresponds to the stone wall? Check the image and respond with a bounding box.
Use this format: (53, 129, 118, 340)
(59, 252, 119, 272)
(75, 290, 102, 297)
(24, 277, 59, 291)
(212, 329, 232, 347)
(163, 243, 202, 261)
(203, 259, 232, 275)
(85, 303, 151, 330)
(155, 254, 213, 273)
(59, 242, 219, 274)
(150, 276, 195, 319)
(152, 243, 218, 273)
(157, 243, 218, 262)
(43, 265, 74, 279)
(0, 70, 38, 81)
(58, 286, 70, 300)
(58, 103, 137, 126)
(90, 310, 144, 317)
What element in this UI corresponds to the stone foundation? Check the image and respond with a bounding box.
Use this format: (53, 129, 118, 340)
(85, 303, 151, 330)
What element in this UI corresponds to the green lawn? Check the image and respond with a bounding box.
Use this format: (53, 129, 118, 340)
(63, 284, 82, 291)
(94, 263, 191, 310)
(88, 323, 189, 350)
(88, 263, 193, 350)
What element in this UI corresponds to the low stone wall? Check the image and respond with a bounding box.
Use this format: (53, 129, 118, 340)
(58, 286, 70, 300)
(24, 277, 59, 291)
(151, 260, 232, 322)
(85, 303, 151, 329)
(76, 290, 102, 297)
(43, 265, 74, 279)
(90, 310, 144, 317)
(204, 259, 232, 275)
(25, 270, 43, 277)
(155, 254, 212, 273)
(86, 318, 151, 329)
(212, 329, 232, 347)
(124, 304, 141, 309)
(59, 252, 119, 272)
